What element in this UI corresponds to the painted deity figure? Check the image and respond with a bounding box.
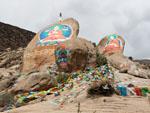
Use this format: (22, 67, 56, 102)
(43, 26, 64, 41)
(103, 34, 123, 53)
(37, 24, 72, 46)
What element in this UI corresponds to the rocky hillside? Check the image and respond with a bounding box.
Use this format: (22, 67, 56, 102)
(0, 22, 35, 69)
(0, 22, 35, 51)
(135, 59, 150, 65)
(134, 59, 150, 69)
(0, 18, 150, 113)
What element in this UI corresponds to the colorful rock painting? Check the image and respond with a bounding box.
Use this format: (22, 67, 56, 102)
(36, 24, 72, 46)
(103, 34, 123, 53)
(55, 47, 71, 69)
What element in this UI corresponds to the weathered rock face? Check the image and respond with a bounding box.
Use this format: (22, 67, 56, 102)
(22, 18, 79, 73)
(10, 71, 57, 94)
(55, 38, 96, 72)
(97, 34, 125, 56)
(22, 46, 57, 73)
(107, 53, 130, 71)
(107, 53, 150, 79)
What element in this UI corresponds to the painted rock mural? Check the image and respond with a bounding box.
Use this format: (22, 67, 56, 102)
(54, 38, 96, 72)
(22, 18, 79, 73)
(55, 45, 71, 71)
(104, 34, 123, 53)
(97, 34, 125, 55)
(36, 24, 72, 46)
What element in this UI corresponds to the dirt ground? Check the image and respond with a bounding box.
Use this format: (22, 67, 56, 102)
(2, 94, 150, 113)
(2, 72, 150, 113)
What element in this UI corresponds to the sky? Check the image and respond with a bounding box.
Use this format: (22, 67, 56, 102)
(0, 0, 150, 59)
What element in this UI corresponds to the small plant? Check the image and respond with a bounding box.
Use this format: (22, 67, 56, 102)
(56, 72, 69, 84)
(96, 52, 107, 67)
(77, 102, 81, 113)
(87, 80, 114, 96)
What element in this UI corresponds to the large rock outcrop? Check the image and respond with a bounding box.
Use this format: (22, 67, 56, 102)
(55, 38, 96, 72)
(22, 18, 79, 73)
(97, 34, 150, 79)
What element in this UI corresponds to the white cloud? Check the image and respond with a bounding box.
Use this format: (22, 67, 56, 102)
(0, 0, 150, 59)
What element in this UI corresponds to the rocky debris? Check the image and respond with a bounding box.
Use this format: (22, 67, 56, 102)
(10, 71, 57, 94)
(0, 68, 19, 92)
(97, 34, 125, 56)
(0, 75, 18, 92)
(0, 48, 24, 70)
(0, 92, 15, 112)
(0, 22, 35, 51)
(22, 18, 80, 73)
(0, 68, 16, 78)
(55, 37, 96, 72)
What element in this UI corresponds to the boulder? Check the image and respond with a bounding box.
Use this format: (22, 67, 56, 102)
(55, 37, 96, 72)
(97, 34, 125, 56)
(10, 71, 57, 94)
(22, 18, 79, 73)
